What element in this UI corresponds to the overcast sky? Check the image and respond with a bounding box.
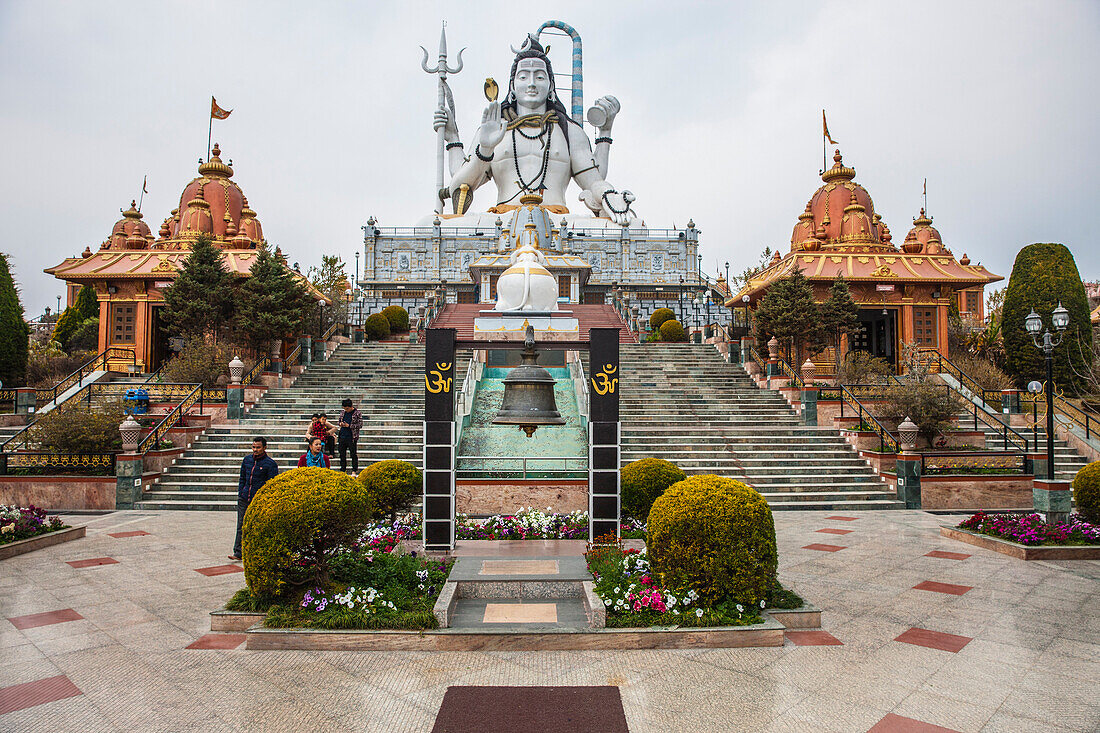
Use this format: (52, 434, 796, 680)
(2, 1, 1097, 316)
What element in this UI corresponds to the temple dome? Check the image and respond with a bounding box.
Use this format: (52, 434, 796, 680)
(167, 144, 264, 247)
(902, 208, 947, 254)
(791, 149, 893, 252)
(104, 201, 154, 250)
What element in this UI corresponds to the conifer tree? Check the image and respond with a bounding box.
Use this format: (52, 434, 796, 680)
(0, 253, 30, 386)
(819, 277, 860, 376)
(236, 244, 314, 353)
(1002, 242, 1092, 390)
(308, 255, 349, 334)
(753, 268, 826, 367)
(52, 284, 99, 350)
(162, 235, 236, 341)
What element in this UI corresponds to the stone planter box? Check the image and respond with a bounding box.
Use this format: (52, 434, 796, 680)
(0, 525, 85, 560)
(766, 604, 822, 630)
(210, 609, 267, 632)
(940, 526, 1100, 560)
(0, 475, 117, 511)
(240, 619, 787, 651)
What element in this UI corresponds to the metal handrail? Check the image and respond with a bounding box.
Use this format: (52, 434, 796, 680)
(241, 356, 271, 386)
(1, 381, 224, 454)
(838, 384, 899, 452)
(136, 384, 201, 454)
(913, 348, 1002, 411)
(322, 321, 340, 342)
(285, 343, 302, 369)
(750, 345, 765, 367)
(36, 346, 136, 405)
(456, 456, 588, 479)
(775, 356, 805, 389)
(1020, 388, 1099, 442)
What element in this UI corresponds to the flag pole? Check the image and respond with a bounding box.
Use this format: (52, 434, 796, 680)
(207, 110, 213, 160)
(138, 176, 146, 212)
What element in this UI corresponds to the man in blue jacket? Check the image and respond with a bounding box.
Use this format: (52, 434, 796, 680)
(230, 436, 279, 560)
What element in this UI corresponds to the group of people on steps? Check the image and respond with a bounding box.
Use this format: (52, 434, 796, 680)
(229, 399, 363, 560)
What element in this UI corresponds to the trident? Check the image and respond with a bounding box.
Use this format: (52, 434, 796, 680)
(421, 22, 464, 214)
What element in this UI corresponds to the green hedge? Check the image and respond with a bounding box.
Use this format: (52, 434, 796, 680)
(648, 475, 777, 607)
(364, 312, 391, 340)
(1072, 461, 1100, 524)
(620, 457, 685, 522)
(358, 460, 422, 521)
(649, 308, 675, 330)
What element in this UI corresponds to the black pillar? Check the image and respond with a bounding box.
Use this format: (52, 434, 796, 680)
(423, 328, 457, 552)
(589, 327, 621, 540)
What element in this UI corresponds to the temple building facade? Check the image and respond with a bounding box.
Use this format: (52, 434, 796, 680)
(730, 150, 1001, 373)
(357, 215, 709, 314)
(45, 145, 318, 372)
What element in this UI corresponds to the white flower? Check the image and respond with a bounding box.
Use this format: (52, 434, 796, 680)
(736, 604, 744, 613)
(613, 587, 620, 594)
(695, 608, 704, 617)
(760, 599, 767, 608)
(604, 598, 611, 607)
(673, 609, 679, 615)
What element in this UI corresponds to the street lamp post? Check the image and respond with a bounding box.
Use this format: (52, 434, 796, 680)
(678, 276, 684, 323)
(354, 251, 360, 288)
(317, 298, 326, 338)
(1025, 302, 1071, 523)
(724, 261, 730, 286)
(741, 294, 750, 333)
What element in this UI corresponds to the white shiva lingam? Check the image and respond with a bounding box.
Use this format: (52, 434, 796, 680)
(473, 193, 579, 340)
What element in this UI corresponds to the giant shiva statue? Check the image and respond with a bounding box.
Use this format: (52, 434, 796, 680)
(430, 33, 636, 227)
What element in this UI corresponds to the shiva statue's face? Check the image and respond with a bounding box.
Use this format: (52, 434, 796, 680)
(514, 58, 550, 108)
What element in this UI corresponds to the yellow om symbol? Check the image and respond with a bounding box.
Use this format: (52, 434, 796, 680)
(591, 363, 618, 395)
(425, 362, 453, 394)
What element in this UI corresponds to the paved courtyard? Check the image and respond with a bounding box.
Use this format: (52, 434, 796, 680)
(2, 509, 1098, 732)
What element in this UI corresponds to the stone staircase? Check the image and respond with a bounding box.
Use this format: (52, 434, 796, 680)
(613, 344, 903, 511)
(137, 343, 466, 511)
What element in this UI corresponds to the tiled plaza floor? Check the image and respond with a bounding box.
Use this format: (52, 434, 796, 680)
(1, 509, 1098, 732)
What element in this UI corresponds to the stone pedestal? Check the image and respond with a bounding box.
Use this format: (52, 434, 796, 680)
(800, 387, 819, 426)
(312, 339, 327, 362)
(353, 328, 365, 343)
(115, 453, 144, 509)
(15, 388, 36, 415)
(472, 311, 579, 341)
(1033, 478, 1072, 525)
(227, 384, 244, 420)
(896, 452, 922, 509)
(1002, 389, 1020, 415)
(1026, 451, 1049, 481)
(299, 337, 312, 367)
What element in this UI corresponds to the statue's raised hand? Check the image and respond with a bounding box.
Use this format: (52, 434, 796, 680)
(433, 107, 459, 142)
(591, 95, 620, 133)
(476, 102, 507, 156)
(601, 189, 635, 227)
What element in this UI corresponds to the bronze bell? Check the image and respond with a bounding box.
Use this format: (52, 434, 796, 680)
(493, 326, 566, 437)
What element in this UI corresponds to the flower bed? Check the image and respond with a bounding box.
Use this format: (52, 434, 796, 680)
(225, 524, 453, 630)
(584, 541, 801, 629)
(958, 512, 1100, 546)
(0, 505, 68, 544)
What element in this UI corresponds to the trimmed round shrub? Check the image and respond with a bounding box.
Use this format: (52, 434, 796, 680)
(1072, 461, 1100, 524)
(659, 319, 686, 342)
(649, 308, 675, 330)
(242, 467, 373, 598)
(359, 459, 422, 521)
(1002, 243, 1092, 390)
(621, 457, 686, 522)
(381, 305, 410, 333)
(364, 312, 391, 340)
(648, 475, 777, 607)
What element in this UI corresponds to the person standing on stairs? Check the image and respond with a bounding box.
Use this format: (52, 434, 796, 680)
(230, 437, 279, 561)
(337, 398, 363, 476)
(297, 437, 331, 468)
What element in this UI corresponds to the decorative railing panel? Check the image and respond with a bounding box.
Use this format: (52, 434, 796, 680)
(0, 452, 116, 475)
(241, 356, 271, 386)
(920, 451, 1025, 475)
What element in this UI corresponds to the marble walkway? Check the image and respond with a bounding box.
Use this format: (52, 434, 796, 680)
(1, 509, 1098, 732)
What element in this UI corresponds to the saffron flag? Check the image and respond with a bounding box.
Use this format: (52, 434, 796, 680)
(142, 175, 148, 194)
(211, 97, 232, 120)
(822, 110, 838, 146)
